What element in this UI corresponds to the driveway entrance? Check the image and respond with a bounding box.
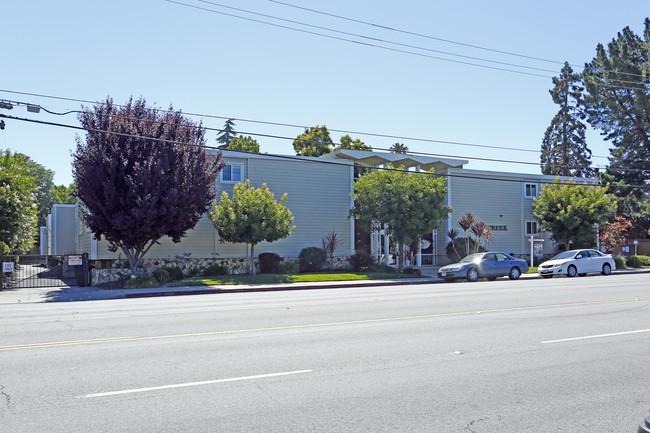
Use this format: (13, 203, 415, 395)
(1, 254, 91, 289)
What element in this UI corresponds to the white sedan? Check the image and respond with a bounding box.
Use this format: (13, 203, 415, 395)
(538, 249, 615, 278)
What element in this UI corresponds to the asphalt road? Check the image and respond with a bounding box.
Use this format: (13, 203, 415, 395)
(1, 273, 649, 432)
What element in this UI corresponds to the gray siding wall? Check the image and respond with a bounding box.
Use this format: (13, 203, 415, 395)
(447, 171, 525, 255)
(53, 206, 77, 255)
(83, 155, 353, 260)
(221, 156, 353, 258)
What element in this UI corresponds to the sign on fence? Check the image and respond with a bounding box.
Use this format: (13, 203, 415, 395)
(67, 255, 83, 266)
(2, 262, 14, 273)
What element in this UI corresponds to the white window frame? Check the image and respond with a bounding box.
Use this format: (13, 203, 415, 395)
(524, 183, 538, 198)
(525, 220, 539, 235)
(220, 164, 244, 183)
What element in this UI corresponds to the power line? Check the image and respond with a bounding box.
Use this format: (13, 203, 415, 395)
(168, 1, 650, 89)
(5, 99, 629, 172)
(166, 0, 552, 79)
(0, 90, 622, 162)
(7, 93, 650, 173)
(192, 0, 562, 75)
(169, 1, 650, 84)
(2, 113, 648, 189)
(269, 0, 565, 66)
(268, 0, 650, 83)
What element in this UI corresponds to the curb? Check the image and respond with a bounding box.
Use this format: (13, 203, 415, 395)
(124, 278, 431, 298)
(121, 268, 650, 300)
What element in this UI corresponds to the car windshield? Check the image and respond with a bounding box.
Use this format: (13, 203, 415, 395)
(551, 251, 577, 260)
(459, 253, 484, 263)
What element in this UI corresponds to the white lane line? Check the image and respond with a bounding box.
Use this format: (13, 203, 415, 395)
(542, 328, 650, 344)
(80, 369, 312, 398)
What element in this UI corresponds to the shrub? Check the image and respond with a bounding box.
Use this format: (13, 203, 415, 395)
(402, 267, 422, 276)
(625, 255, 643, 268)
(279, 261, 299, 274)
(445, 237, 483, 262)
(321, 231, 342, 269)
(614, 256, 626, 270)
(259, 252, 283, 274)
(369, 263, 397, 274)
(348, 250, 375, 272)
(298, 247, 327, 272)
(124, 273, 160, 288)
(636, 255, 650, 266)
(161, 266, 184, 281)
(152, 268, 171, 283)
(202, 264, 228, 276)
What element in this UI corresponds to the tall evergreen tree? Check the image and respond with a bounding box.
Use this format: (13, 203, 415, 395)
(582, 19, 650, 237)
(216, 118, 237, 148)
(541, 62, 594, 177)
(582, 18, 650, 198)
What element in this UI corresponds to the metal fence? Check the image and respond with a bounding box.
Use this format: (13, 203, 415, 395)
(1, 254, 91, 290)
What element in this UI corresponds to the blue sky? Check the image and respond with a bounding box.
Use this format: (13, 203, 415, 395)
(2, 0, 648, 185)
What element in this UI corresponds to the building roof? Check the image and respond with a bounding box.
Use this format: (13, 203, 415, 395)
(319, 149, 468, 171)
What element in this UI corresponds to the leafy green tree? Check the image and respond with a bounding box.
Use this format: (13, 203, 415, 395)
(210, 180, 295, 275)
(0, 150, 39, 254)
(225, 135, 260, 153)
(336, 135, 372, 151)
(52, 183, 77, 205)
(582, 19, 650, 197)
(389, 143, 408, 154)
(216, 118, 237, 148)
(350, 167, 451, 270)
(541, 62, 594, 177)
(532, 179, 616, 249)
(73, 97, 223, 276)
(293, 125, 334, 156)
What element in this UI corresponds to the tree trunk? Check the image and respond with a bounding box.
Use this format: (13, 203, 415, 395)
(397, 240, 404, 272)
(249, 243, 256, 275)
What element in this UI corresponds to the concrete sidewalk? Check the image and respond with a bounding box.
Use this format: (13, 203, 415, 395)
(1, 268, 648, 304)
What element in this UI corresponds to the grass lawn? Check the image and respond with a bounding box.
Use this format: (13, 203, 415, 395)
(169, 271, 426, 287)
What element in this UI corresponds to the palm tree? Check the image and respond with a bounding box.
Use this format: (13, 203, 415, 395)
(458, 213, 477, 256)
(470, 221, 489, 253)
(447, 229, 461, 261)
(389, 142, 408, 154)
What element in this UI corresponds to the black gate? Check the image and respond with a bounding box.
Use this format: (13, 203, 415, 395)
(1, 254, 91, 289)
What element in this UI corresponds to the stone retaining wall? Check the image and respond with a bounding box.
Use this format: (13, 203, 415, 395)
(91, 255, 350, 285)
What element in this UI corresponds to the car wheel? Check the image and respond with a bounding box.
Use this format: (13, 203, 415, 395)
(508, 267, 521, 280)
(567, 265, 577, 278)
(541, 275, 553, 279)
(601, 263, 612, 275)
(466, 268, 479, 282)
(578, 273, 587, 277)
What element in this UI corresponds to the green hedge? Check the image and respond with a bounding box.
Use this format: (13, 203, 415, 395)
(124, 274, 160, 288)
(614, 257, 626, 270)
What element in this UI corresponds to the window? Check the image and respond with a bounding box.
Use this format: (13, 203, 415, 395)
(221, 164, 243, 183)
(524, 183, 538, 198)
(483, 253, 497, 262)
(526, 221, 538, 235)
(495, 253, 509, 261)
